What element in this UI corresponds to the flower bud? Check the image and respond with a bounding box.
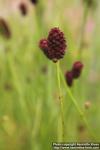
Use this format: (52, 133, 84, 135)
(72, 61, 83, 79)
(65, 71, 73, 87)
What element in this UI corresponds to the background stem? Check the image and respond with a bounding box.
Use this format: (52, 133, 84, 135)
(78, 3, 89, 58)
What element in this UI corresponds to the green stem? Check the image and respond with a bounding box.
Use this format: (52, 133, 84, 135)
(56, 61, 65, 142)
(59, 68, 96, 140)
(78, 3, 89, 58)
(7, 53, 28, 121)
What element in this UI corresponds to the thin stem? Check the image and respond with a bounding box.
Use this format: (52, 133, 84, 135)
(59, 68, 96, 140)
(78, 3, 89, 58)
(56, 61, 65, 142)
(7, 53, 28, 121)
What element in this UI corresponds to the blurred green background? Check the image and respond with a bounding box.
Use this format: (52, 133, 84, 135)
(0, 0, 100, 149)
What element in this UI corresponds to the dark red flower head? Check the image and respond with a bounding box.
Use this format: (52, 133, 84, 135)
(65, 71, 73, 87)
(30, 0, 38, 5)
(72, 61, 83, 79)
(65, 61, 84, 87)
(39, 27, 67, 62)
(19, 3, 28, 16)
(0, 18, 11, 39)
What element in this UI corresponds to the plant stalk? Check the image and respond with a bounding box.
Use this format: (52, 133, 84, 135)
(78, 3, 89, 58)
(59, 68, 96, 140)
(56, 61, 65, 142)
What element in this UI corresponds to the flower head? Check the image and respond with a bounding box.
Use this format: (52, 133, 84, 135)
(30, 0, 38, 5)
(72, 61, 83, 79)
(84, 0, 93, 6)
(0, 18, 11, 39)
(65, 61, 84, 87)
(65, 71, 73, 87)
(83, 0, 97, 10)
(19, 3, 28, 16)
(39, 27, 67, 62)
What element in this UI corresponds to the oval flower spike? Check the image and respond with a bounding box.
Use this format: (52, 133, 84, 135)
(39, 27, 67, 62)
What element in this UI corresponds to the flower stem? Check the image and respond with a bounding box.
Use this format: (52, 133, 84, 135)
(56, 61, 65, 142)
(59, 68, 96, 140)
